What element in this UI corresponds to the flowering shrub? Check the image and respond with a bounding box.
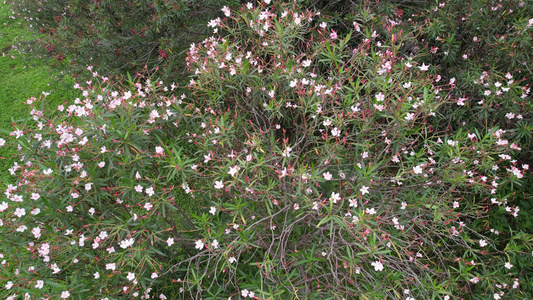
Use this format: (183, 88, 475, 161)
(174, 2, 532, 298)
(8, 0, 237, 81)
(1, 1, 532, 299)
(0, 74, 202, 299)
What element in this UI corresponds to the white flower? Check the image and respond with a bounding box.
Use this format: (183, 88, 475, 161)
(144, 202, 153, 211)
(418, 63, 429, 71)
(331, 127, 340, 137)
(479, 239, 488, 247)
(505, 262, 513, 269)
(209, 206, 216, 215)
(228, 256, 236, 263)
(14, 208, 26, 218)
(214, 181, 224, 189)
(43, 168, 53, 175)
(360, 185, 369, 195)
(375, 92, 385, 101)
(211, 239, 219, 249)
(127, 272, 135, 281)
(374, 104, 385, 111)
(413, 165, 423, 174)
(195, 239, 204, 250)
(371, 261, 384, 271)
(155, 146, 164, 155)
(106, 263, 116, 271)
(228, 165, 240, 177)
(241, 289, 250, 297)
(167, 237, 175, 247)
(151, 272, 158, 279)
(221, 6, 230, 17)
(146, 186, 155, 197)
(330, 192, 341, 203)
(60, 291, 70, 299)
(323, 172, 332, 180)
(0, 202, 8, 212)
(35, 280, 44, 289)
(282, 147, 292, 157)
(120, 238, 135, 249)
(0, 138, 5, 146)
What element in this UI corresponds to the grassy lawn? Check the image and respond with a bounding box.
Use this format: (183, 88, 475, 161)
(0, 2, 79, 186)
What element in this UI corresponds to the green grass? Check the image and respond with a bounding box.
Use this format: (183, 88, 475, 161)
(0, 4, 80, 297)
(0, 2, 79, 186)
